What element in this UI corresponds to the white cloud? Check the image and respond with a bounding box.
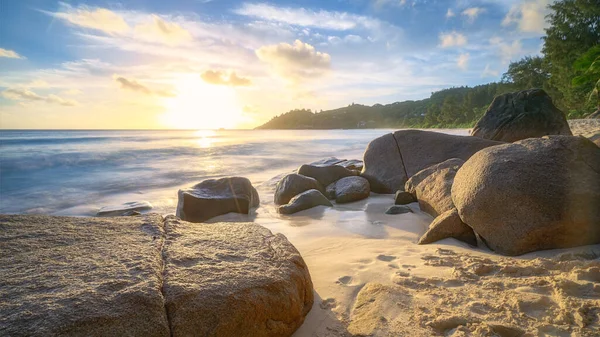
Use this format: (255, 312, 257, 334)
(502, 0, 552, 34)
(2, 88, 79, 106)
(481, 64, 499, 77)
(457, 53, 469, 70)
(113, 75, 175, 97)
(62, 89, 83, 95)
(52, 4, 129, 34)
(492, 38, 523, 64)
(134, 15, 193, 45)
(256, 39, 331, 81)
(439, 32, 467, 48)
(462, 7, 485, 23)
(0, 48, 25, 59)
(201, 70, 252, 86)
(446, 9, 455, 18)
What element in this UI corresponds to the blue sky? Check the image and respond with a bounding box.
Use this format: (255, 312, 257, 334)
(0, 0, 552, 129)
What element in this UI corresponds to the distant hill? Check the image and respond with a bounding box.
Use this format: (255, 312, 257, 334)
(256, 83, 515, 129)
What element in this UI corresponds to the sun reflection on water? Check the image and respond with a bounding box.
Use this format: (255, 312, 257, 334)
(195, 129, 216, 148)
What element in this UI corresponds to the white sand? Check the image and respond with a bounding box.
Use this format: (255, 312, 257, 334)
(211, 174, 600, 336)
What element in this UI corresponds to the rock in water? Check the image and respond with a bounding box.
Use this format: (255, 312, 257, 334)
(395, 190, 416, 205)
(297, 164, 354, 187)
(405, 158, 465, 217)
(177, 177, 259, 223)
(471, 89, 572, 142)
(162, 216, 314, 336)
(385, 205, 412, 215)
(361, 130, 501, 193)
(452, 135, 600, 256)
(334, 176, 370, 203)
(278, 189, 332, 215)
(96, 201, 153, 216)
(418, 209, 476, 246)
(0, 214, 170, 337)
(274, 173, 324, 205)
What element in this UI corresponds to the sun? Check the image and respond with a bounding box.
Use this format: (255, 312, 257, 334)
(160, 75, 243, 129)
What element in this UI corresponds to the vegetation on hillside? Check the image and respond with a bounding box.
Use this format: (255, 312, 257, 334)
(257, 0, 600, 129)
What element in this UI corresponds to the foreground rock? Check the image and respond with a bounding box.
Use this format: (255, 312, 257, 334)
(278, 189, 332, 215)
(275, 173, 324, 205)
(177, 177, 259, 223)
(453, 136, 600, 256)
(394, 191, 416, 205)
(471, 89, 572, 142)
(297, 164, 354, 187)
(96, 201, 153, 216)
(385, 205, 412, 215)
(163, 216, 314, 336)
(418, 209, 477, 246)
(405, 158, 465, 217)
(0, 214, 170, 336)
(333, 176, 370, 203)
(361, 130, 501, 193)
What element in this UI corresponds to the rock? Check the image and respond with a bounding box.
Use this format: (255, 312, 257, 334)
(337, 159, 363, 170)
(452, 135, 600, 256)
(325, 182, 336, 199)
(418, 209, 477, 246)
(385, 205, 413, 215)
(471, 89, 572, 142)
(274, 173, 324, 205)
(361, 130, 501, 193)
(395, 190, 416, 205)
(278, 189, 332, 215)
(162, 216, 313, 336)
(176, 177, 259, 223)
(310, 157, 346, 166)
(334, 176, 370, 203)
(96, 201, 153, 217)
(297, 164, 354, 187)
(405, 158, 465, 217)
(0, 214, 170, 336)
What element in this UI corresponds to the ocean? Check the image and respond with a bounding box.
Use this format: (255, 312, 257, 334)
(0, 129, 468, 216)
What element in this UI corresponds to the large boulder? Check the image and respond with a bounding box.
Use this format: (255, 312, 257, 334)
(274, 173, 324, 205)
(297, 164, 354, 187)
(162, 216, 314, 336)
(278, 189, 332, 215)
(452, 135, 600, 256)
(361, 130, 501, 193)
(0, 214, 170, 337)
(471, 89, 572, 142)
(97, 201, 153, 216)
(176, 177, 259, 223)
(333, 176, 370, 203)
(405, 158, 465, 217)
(418, 209, 476, 246)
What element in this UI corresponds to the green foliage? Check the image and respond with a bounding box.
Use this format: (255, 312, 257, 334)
(501, 56, 549, 89)
(572, 45, 600, 107)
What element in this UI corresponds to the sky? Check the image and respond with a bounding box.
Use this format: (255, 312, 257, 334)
(0, 0, 553, 129)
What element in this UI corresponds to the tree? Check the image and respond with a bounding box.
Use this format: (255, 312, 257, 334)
(501, 56, 550, 90)
(572, 45, 600, 110)
(542, 0, 600, 114)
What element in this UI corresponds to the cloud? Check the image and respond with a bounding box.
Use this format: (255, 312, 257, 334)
(491, 37, 523, 64)
(457, 53, 469, 70)
(0, 48, 24, 59)
(502, 0, 551, 33)
(62, 89, 83, 96)
(201, 70, 252, 86)
(446, 9, 455, 18)
(134, 15, 193, 45)
(461, 7, 485, 23)
(481, 64, 499, 77)
(439, 32, 467, 48)
(114, 76, 175, 97)
(53, 4, 129, 34)
(256, 39, 331, 81)
(2, 88, 79, 106)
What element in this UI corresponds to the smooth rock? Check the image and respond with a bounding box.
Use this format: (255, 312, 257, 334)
(405, 158, 465, 217)
(297, 164, 354, 187)
(418, 208, 477, 246)
(385, 205, 412, 215)
(96, 201, 153, 217)
(361, 131, 501, 193)
(334, 176, 370, 203)
(162, 216, 314, 336)
(325, 182, 336, 200)
(176, 177, 259, 223)
(337, 159, 363, 170)
(452, 135, 600, 256)
(471, 89, 572, 142)
(0, 214, 170, 337)
(394, 190, 416, 205)
(309, 157, 346, 166)
(278, 189, 332, 215)
(274, 173, 324, 205)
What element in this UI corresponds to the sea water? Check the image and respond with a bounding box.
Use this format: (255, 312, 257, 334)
(0, 129, 467, 216)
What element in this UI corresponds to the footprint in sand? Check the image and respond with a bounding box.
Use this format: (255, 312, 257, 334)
(336, 276, 353, 285)
(376, 254, 396, 262)
(320, 298, 337, 310)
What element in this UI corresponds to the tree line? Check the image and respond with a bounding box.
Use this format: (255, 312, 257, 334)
(257, 0, 600, 130)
